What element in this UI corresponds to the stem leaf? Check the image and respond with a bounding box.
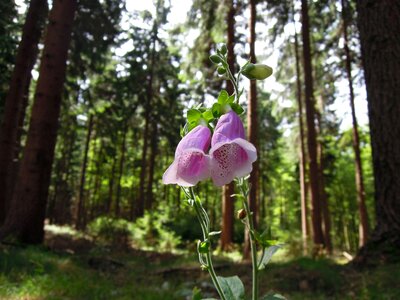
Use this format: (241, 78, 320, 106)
(216, 276, 245, 300)
(258, 245, 282, 270)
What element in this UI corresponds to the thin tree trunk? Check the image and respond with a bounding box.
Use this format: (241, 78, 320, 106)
(301, 0, 324, 249)
(354, 0, 400, 265)
(0, 0, 77, 244)
(0, 0, 48, 225)
(293, 14, 310, 253)
(76, 114, 94, 229)
(220, 0, 236, 252)
(106, 156, 117, 214)
(341, 0, 369, 247)
(115, 122, 128, 217)
(244, 0, 259, 259)
(145, 122, 158, 210)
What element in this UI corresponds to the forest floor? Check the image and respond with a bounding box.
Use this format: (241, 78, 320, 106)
(0, 225, 399, 300)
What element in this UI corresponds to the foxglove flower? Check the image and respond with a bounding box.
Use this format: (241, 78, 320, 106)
(210, 111, 257, 186)
(163, 125, 211, 187)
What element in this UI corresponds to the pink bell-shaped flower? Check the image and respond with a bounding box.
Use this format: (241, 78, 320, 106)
(163, 125, 211, 187)
(210, 111, 257, 186)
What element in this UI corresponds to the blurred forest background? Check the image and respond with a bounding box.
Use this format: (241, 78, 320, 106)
(0, 0, 399, 299)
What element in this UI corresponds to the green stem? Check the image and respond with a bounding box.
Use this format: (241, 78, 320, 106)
(223, 61, 241, 104)
(238, 180, 259, 300)
(190, 188, 227, 300)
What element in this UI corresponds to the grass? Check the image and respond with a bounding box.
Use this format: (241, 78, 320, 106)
(1, 228, 400, 299)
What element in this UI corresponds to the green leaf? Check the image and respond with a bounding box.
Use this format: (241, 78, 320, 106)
(217, 90, 229, 104)
(217, 276, 245, 300)
(258, 245, 282, 270)
(212, 103, 221, 118)
(187, 109, 202, 123)
(230, 103, 244, 115)
(192, 287, 202, 300)
(202, 110, 214, 122)
(227, 95, 235, 103)
(209, 54, 223, 64)
(260, 293, 287, 300)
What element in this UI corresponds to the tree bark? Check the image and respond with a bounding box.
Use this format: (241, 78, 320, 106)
(244, 0, 259, 259)
(300, 0, 324, 248)
(341, 0, 370, 248)
(115, 122, 128, 217)
(293, 14, 310, 254)
(220, 0, 235, 252)
(145, 121, 158, 210)
(354, 0, 400, 265)
(76, 114, 94, 229)
(0, 0, 77, 244)
(0, 0, 48, 225)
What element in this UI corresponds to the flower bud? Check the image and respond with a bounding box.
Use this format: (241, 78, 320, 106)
(242, 63, 273, 80)
(209, 54, 223, 64)
(217, 66, 226, 75)
(237, 209, 246, 220)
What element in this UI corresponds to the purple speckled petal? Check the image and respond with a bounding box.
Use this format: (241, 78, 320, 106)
(210, 111, 257, 186)
(211, 111, 245, 146)
(176, 125, 211, 157)
(163, 125, 211, 187)
(210, 139, 257, 186)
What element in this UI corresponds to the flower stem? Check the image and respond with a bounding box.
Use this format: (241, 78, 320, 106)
(238, 179, 259, 300)
(189, 188, 227, 300)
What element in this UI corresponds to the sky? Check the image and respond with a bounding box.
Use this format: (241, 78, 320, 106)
(14, 0, 369, 131)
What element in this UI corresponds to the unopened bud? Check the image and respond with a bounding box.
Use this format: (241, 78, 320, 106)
(242, 63, 273, 80)
(237, 209, 246, 220)
(217, 66, 226, 75)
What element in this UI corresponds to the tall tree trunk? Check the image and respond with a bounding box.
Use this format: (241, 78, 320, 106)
(341, 0, 369, 248)
(0, 0, 48, 225)
(244, 0, 259, 259)
(76, 114, 94, 229)
(145, 122, 158, 210)
(293, 15, 310, 253)
(354, 0, 400, 264)
(300, 0, 324, 249)
(315, 112, 332, 254)
(0, 0, 77, 244)
(115, 122, 128, 217)
(220, 0, 235, 252)
(106, 156, 117, 214)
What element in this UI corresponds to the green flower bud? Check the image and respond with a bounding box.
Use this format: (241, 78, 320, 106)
(219, 44, 227, 55)
(217, 66, 226, 75)
(242, 63, 273, 80)
(209, 54, 223, 64)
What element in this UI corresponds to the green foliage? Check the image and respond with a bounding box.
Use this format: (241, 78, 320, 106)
(132, 210, 182, 252)
(216, 276, 245, 300)
(88, 216, 131, 248)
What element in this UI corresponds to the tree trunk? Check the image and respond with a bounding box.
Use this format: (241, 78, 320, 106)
(341, 0, 370, 248)
(0, 0, 77, 244)
(315, 113, 332, 254)
(293, 15, 310, 254)
(220, 0, 235, 252)
(145, 122, 158, 210)
(106, 156, 117, 214)
(76, 114, 94, 229)
(0, 0, 48, 225)
(115, 122, 128, 217)
(354, 0, 400, 265)
(244, 0, 259, 259)
(301, 0, 324, 249)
